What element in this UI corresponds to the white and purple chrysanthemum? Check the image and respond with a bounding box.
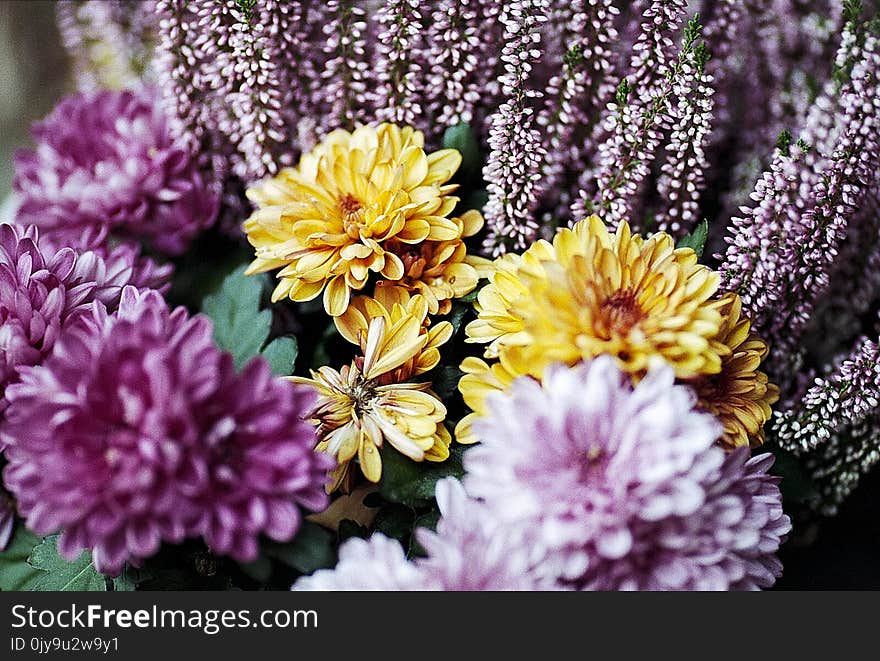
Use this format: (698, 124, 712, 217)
(1, 287, 330, 575)
(293, 533, 430, 591)
(13, 88, 219, 256)
(413, 478, 552, 590)
(466, 357, 791, 591)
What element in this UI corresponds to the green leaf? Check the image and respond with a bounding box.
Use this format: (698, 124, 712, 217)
(261, 336, 298, 376)
(27, 535, 107, 592)
(379, 445, 467, 508)
(408, 509, 441, 558)
(430, 365, 463, 402)
(372, 504, 415, 544)
(442, 123, 481, 178)
(202, 265, 272, 370)
(0, 525, 45, 591)
(238, 555, 273, 583)
(265, 522, 336, 575)
(676, 219, 709, 259)
(768, 446, 818, 504)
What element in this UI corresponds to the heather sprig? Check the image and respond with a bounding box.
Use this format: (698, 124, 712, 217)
(481, 0, 550, 256)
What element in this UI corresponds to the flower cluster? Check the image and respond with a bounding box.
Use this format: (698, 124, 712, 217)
(7, 0, 880, 592)
(295, 359, 790, 591)
(1, 289, 330, 574)
(13, 87, 219, 256)
(292, 288, 453, 492)
(459, 216, 777, 450)
(243, 123, 483, 316)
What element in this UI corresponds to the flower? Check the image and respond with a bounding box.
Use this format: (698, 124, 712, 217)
(0, 490, 14, 550)
(13, 87, 219, 256)
(334, 287, 453, 378)
(292, 533, 430, 591)
(466, 215, 725, 378)
(1, 288, 330, 575)
(293, 291, 453, 491)
(687, 293, 780, 450)
(414, 478, 553, 590)
(465, 357, 791, 590)
(455, 354, 519, 444)
(243, 123, 466, 315)
(0, 224, 173, 415)
(378, 209, 491, 315)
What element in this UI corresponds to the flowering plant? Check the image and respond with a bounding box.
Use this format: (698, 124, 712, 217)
(0, 0, 878, 591)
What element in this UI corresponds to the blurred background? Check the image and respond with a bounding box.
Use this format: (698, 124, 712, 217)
(1, 0, 879, 589)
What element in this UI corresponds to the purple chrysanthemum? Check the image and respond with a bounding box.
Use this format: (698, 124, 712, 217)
(1, 288, 330, 575)
(294, 478, 552, 591)
(13, 88, 219, 256)
(414, 478, 552, 590)
(0, 224, 170, 414)
(293, 533, 429, 591)
(466, 357, 791, 591)
(0, 490, 14, 550)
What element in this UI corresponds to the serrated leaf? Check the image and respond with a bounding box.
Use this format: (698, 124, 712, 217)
(265, 522, 336, 575)
(28, 535, 106, 592)
(202, 265, 272, 370)
(378, 445, 467, 508)
(0, 525, 45, 591)
(261, 336, 298, 376)
(676, 219, 709, 259)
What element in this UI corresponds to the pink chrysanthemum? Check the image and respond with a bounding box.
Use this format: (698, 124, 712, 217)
(1, 288, 330, 575)
(13, 88, 218, 256)
(0, 224, 167, 413)
(466, 357, 791, 591)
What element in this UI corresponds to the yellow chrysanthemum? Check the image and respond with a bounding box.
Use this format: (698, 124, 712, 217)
(244, 123, 468, 316)
(377, 209, 493, 315)
(687, 293, 780, 450)
(335, 287, 453, 378)
(291, 292, 452, 492)
(455, 354, 521, 444)
(465, 215, 726, 380)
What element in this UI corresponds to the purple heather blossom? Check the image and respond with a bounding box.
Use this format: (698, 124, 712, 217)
(535, 1, 619, 221)
(1, 288, 330, 575)
(55, 0, 150, 91)
(481, 0, 550, 256)
(293, 533, 430, 591)
(371, 0, 426, 129)
(572, 0, 689, 228)
(315, 1, 371, 133)
(654, 41, 715, 236)
(13, 88, 219, 256)
(776, 335, 880, 453)
(465, 358, 791, 591)
(721, 25, 880, 377)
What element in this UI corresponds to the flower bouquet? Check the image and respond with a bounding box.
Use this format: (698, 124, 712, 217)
(0, 0, 877, 592)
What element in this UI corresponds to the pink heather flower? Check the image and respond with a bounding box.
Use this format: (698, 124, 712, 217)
(466, 358, 791, 591)
(1, 288, 330, 575)
(293, 534, 429, 591)
(13, 88, 219, 256)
